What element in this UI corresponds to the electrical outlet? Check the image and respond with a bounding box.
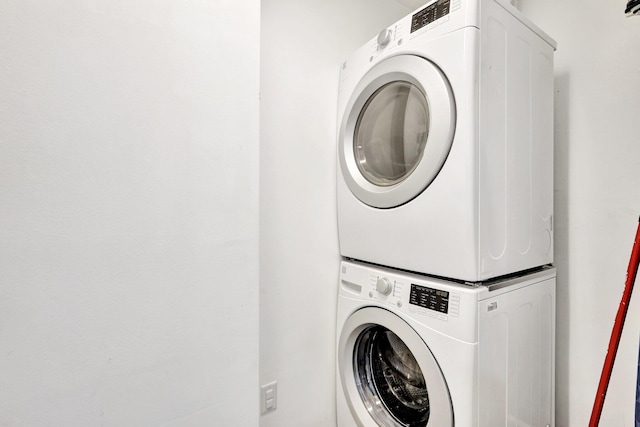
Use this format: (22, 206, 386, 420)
(260, 381, 277, 414)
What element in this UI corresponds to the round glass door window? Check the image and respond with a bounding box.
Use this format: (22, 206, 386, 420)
(354, 82, 430, 187)
(354, 325, 430, 427)
(338, 55, 455, 208)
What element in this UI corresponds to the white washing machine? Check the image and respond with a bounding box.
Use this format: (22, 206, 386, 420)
(337, 0, 557, 281)
(336, 260, 556, 427)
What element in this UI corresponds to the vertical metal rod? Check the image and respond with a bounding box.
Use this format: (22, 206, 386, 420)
(589, 216, 640, 426)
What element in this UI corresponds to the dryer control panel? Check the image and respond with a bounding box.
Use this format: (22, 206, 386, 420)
(411, 0, 452, 33)
(357, 0, 464, 70)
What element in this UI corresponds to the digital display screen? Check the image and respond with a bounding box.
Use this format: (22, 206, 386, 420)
(409, 284, 449, 314)
(410, 0, 451, 33)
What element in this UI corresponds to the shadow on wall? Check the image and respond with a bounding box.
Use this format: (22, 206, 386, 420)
(553, 72, 571, 427)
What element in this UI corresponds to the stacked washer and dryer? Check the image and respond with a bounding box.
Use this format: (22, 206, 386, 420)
(335, 0, 557, 426)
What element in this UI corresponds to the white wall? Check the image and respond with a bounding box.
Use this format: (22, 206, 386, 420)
(0, 2, 259, 426)
(518, 1, 640, 425)
(259, 1, 410, 426)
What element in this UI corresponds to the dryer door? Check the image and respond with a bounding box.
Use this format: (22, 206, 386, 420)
(339, 55, 455, 208)
(338, 307, 453, 427)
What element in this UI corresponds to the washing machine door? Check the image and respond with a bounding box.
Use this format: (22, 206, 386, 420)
(338, 307, 453, 426)
(339, 55, 455, 208)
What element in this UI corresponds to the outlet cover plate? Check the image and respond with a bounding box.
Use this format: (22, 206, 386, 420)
(260, 381, 277, 414)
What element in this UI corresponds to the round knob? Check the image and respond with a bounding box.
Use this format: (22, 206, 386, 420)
(376, 277, 393, 295)
(377, 29, 392, 48)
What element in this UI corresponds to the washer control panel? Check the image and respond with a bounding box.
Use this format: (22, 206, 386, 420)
(340, 261, 483, 342)
(409, 284, 449, 313)
(366, 274, 461, 321)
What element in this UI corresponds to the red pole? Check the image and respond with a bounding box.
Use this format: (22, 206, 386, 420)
(589, 216, 640, 427)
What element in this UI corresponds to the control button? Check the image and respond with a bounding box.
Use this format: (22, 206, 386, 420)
(376, 277, 393, 295)
(438, 314, 448, 321)
(397, 301, 403, 308)
(377, 29, 392, 48)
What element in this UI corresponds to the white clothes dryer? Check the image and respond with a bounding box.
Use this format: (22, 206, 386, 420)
(336, 260, 556, 427)
(337, 0, 557, 281)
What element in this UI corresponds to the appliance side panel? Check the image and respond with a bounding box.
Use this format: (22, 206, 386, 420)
(478, 310, 509, 425)
(479, 0, 555, 278)
(540, 291, 555, 426)
(532, 46, 555, 261)
(508, 35, 533, 257)
(479, 11, 508, 266)
(478, 277, 556, 427)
